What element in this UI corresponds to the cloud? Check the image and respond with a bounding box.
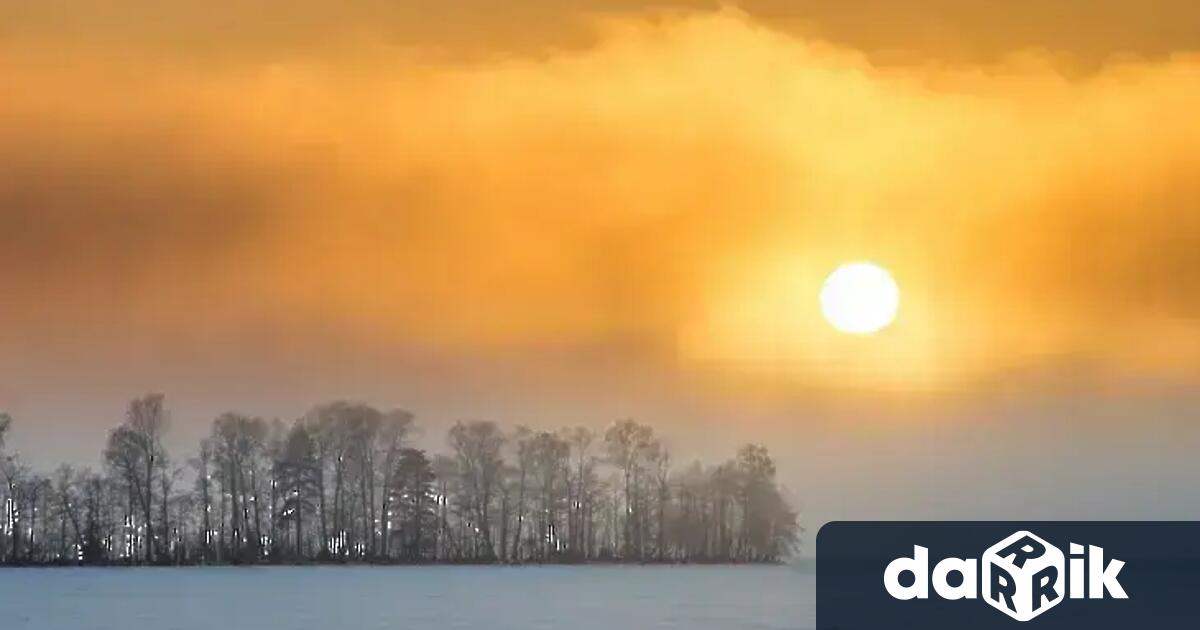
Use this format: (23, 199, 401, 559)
(5, 1, 1200, 64)
(1, 9, 1199, 395)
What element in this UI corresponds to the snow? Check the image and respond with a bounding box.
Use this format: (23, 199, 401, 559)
(0, 565, 814, 629)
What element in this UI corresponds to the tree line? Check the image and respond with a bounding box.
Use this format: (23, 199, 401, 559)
(0, 395, 800, 566)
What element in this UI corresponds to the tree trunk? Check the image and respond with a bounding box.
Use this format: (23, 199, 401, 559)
(316, 464, 327, 556)
(144, 455, 155, 563)
(511, 466, 527, 561)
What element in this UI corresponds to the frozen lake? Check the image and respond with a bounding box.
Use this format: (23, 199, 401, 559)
(0, 565, 814, 630)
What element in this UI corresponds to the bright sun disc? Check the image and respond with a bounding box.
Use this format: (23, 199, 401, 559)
(820, 262, 900, 335)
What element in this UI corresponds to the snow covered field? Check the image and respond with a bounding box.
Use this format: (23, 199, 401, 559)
(0, 565, 813, 630)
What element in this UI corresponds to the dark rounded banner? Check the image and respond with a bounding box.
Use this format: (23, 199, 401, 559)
(817, 522, 1200, 629)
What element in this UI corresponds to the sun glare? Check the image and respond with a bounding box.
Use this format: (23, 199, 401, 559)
(820, 262, 900, 335)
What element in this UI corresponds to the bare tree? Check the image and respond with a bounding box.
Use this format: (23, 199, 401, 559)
(1, 456, 30, 562)
(0, 412, 10, 450)
(209, 412, 267, 561)
(307, 403, 357, 558)
(507, 426, 534, 562)
(191, 440, 216, 562)
(102, 394, 168, 563)
(564, 427, 597, 560)
(529, 431, 568, 559)
(447, 421, 505, 560)
(650, 442, 671, 561)
(1, 398, 801, 566)
(431, 454, 458, 561)
(51, 465, 86, 562)
(604, 419, 654, 560)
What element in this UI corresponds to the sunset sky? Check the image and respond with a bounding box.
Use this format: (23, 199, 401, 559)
(3, 1, 1199, 546)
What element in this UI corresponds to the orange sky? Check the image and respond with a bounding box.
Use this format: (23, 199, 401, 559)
(2, 2, 1200, 539)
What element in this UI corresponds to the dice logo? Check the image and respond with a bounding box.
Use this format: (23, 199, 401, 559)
(982, 531, 1065, 621)
(883, 529, 1127, 622)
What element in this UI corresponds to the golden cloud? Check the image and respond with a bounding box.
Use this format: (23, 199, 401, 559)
(2, 10, 1199, 392)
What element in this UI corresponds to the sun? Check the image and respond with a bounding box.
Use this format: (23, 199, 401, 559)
(820, 262, 900, 335)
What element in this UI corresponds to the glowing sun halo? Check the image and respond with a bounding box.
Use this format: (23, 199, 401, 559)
(820, 262, 900, 335)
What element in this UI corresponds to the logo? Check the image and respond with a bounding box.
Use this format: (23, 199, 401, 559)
(884, 530, 1128, 622)
(818, 522, 1196, 630)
